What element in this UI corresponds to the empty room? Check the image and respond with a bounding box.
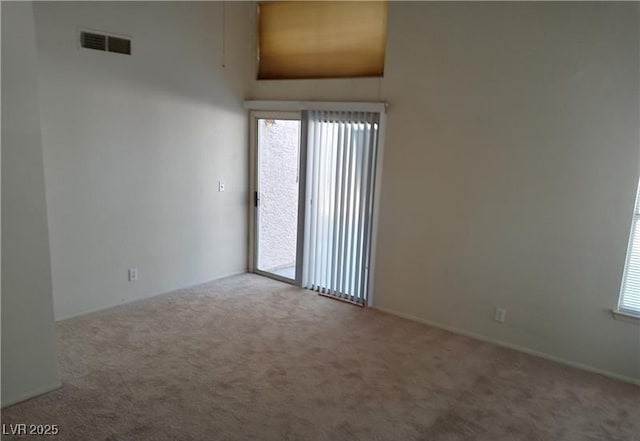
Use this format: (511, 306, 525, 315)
(2, 1, 639, 440)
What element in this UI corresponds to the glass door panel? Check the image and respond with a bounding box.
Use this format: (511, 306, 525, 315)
(256, 118, 301, 281)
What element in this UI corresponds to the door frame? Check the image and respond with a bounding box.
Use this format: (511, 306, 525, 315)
(246, 102, 387, 307)
(248, 110, 304, 286)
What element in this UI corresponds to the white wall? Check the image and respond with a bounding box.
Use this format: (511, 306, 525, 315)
(1, 1, 61, 407)
(32, 1, 252, 319)
(248, 2, 640, 381)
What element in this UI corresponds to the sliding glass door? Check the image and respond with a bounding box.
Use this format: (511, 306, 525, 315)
(253, 113, 302, 282)
(250, 109, 381, 306)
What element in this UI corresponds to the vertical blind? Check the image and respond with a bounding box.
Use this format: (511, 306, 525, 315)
(302, 111, 380, 305)
(619, 183, 640, 315)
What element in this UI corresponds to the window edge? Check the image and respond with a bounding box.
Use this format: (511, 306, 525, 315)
(612, 308, 640, 325)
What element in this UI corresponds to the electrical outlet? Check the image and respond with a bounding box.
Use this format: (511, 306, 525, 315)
(218, 180, 225, 192)
(128, 268, 138, 282)
(494, 306, 506, 323)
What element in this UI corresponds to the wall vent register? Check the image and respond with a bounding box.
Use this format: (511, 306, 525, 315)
(80, 30, 131, 55)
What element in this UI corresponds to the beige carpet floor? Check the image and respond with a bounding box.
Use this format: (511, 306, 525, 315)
(2, 274, 639, 441)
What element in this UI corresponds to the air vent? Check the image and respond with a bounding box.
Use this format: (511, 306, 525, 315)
(79, 29, 131, 56)
(80, 31, 106, 51)
(107, 36, 131, 55)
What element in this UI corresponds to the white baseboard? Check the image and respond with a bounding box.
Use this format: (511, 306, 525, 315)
(55, 270, 247, 322)
(1, 381, 63, 408)
(373, 306, 640, 386)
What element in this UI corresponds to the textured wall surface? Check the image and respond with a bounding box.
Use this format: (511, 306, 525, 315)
(257, 119, 300, 273)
